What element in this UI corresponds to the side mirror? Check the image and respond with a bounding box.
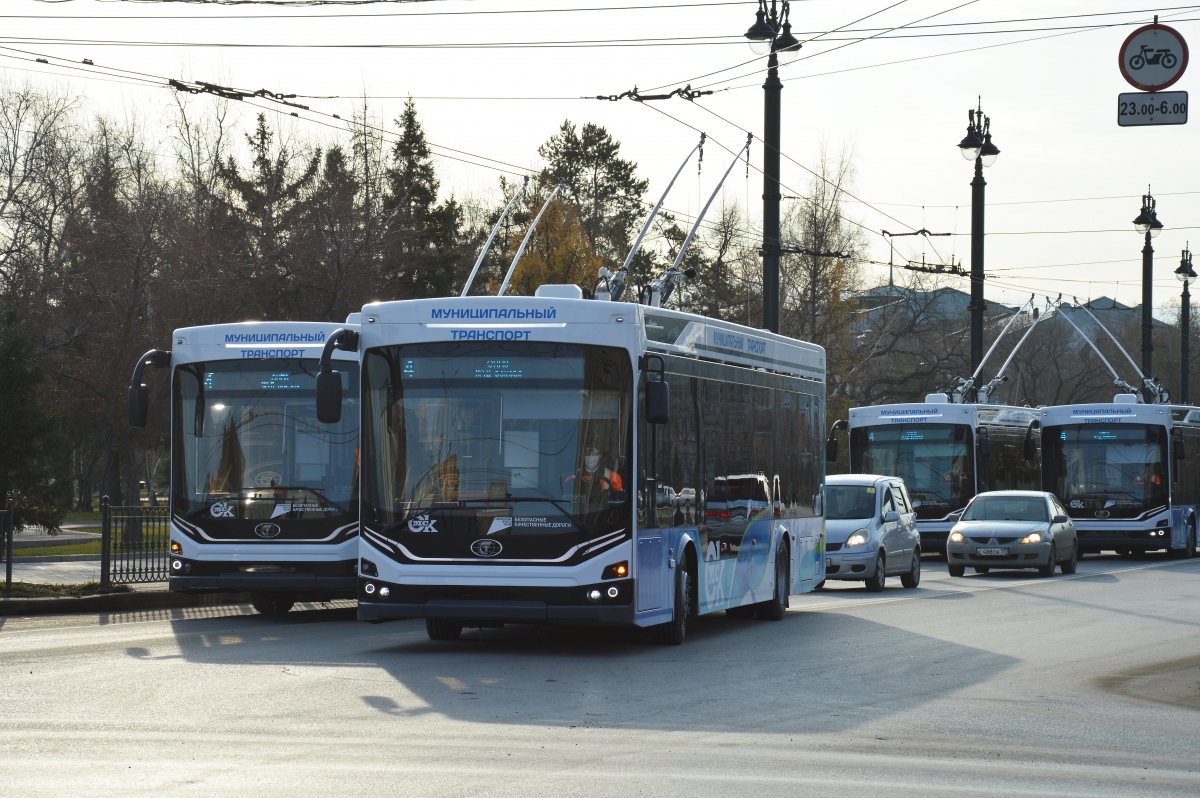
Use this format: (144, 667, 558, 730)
(882, 510, 899, 523)
(978, 437, 992, 457)
(1023, 437, 1037, 462)
(316, 370, 343, 424)
(645, 380, 669, 425)
(1173, 439, 1186, 460)
(1052, 514, 1069, 524)
(128, 384, 150, 428)
(825, 437, 839, 463)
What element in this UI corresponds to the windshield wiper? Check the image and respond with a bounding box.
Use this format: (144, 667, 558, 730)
(381, 495, 590, 536)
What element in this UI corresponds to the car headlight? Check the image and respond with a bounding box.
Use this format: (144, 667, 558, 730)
(845, 529, 870, 548)
(948, 530, 965, 543)
(1020, 532, 1043, 544)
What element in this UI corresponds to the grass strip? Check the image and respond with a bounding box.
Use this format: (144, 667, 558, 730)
(1, 582, 131, 598)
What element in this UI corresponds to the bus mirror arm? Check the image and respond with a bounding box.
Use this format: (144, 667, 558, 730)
(826, 419, 847, 463)
(316, 329, 360, 425)
(128, 349, 171, 428)
(1023, 419, 1040, 462)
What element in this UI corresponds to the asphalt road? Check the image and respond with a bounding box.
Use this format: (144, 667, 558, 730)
(2, 554, 1199, 797)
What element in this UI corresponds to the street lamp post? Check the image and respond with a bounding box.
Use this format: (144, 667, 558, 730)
(1133, 190, 1165, 401)
(744, 1, 800, 334)
(1176, 245, 1196, 403)
(957, 99, 1000, 390)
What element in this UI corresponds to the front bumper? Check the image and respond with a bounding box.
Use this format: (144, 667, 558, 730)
(356, 578, 635, 625)
(824, 545, 880, 580)
(1075, 528, 1172, 553)
(168, 558, 358, 595)
(919, 530, 949, 554)
(946, 541, 1052, 570)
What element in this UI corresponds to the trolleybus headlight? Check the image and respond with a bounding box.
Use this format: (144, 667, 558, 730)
(171, 559, 182, 571)
(1020, 532, 1043, 544)
(845, 530, 870, 548)
(170, 541, 182, 555)
(364, 583, 376, 595)
(948, 531, 965, 543)
(379, 586, 390, 598)
(587, 589, 602, 602)
(602, 561, 628, 579)
(606, 586, 620, 599)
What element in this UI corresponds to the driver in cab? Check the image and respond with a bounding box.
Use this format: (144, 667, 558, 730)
(564, 446, 623, 510)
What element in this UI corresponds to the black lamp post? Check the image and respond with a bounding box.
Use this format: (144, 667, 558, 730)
(1133, 190, 1164, 401)
(957, 99, 1000, 388)
(744, 1, 800, 334)
(1177, 245, 1196, 403)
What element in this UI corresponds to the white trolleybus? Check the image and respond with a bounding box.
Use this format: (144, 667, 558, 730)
(315, 286, 827, 643)
(129, 320, 361, 614)
(829, 395, 1041, 555)
(1037, 396, 1199, 557)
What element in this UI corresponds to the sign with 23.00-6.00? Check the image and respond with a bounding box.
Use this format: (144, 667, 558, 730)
(1119, 23, 1188, 91)
(1119, 90, 1188, 126)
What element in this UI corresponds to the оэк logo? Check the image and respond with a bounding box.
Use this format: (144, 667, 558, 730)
(210, 502, 235, 518)
(408, 514, 438, 533)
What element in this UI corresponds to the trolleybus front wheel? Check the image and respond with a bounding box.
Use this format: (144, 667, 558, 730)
(250, 593, 295, 615)
(426, 618, 464, 641)
(655, 561, 691, 645)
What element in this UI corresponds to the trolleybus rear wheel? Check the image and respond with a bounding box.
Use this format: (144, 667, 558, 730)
(426, 618, 464, 641)
(756, 543, 789, 620)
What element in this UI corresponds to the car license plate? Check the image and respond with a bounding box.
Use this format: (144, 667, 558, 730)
(977, 547, 1009, 556)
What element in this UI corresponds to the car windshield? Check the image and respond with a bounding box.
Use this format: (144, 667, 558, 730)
(825, 485, 878, 520)
(962, 496, 1048, 522)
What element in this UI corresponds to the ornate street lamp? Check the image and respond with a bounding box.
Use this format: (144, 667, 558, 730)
(1134, 190, 1164, 400)
(957, 99, 999, 388)
(744, 0, 800, 334)
(1176, 245, 1196, 402)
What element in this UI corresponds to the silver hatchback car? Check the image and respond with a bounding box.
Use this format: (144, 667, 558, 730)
(824, 474, 921, 591)
(946, 490, 1079, 577)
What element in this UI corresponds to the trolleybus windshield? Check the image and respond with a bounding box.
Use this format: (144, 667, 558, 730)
(172, 359, 359, 522)
(850, 423, 974, 519)
(361, 341, 632, 559)
(1043, 424, 1168, 517)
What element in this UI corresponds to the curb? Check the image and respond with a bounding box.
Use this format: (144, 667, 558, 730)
(0, 589, 253, 616)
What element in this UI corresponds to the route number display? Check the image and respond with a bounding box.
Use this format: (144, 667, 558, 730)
(1118, 91, 1188, 127)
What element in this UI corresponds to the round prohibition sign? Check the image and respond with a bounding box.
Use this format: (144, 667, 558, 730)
(1119, 23, 1189, 91)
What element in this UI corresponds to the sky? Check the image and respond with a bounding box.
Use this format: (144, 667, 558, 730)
(4, 0, 1200, 315)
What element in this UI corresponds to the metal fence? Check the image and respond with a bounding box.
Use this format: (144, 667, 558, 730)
(100, 496, 171, 587)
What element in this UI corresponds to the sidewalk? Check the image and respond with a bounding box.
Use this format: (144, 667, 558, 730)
(4, 558, 103, 584)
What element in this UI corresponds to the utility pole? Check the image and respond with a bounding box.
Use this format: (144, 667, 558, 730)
(1133, 189, 1164, 401)
(956, 100, 1000, 379)
(744, 1, 800, 334)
